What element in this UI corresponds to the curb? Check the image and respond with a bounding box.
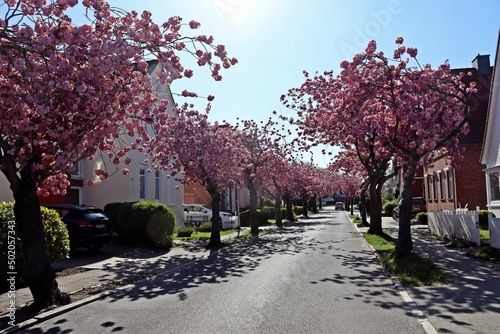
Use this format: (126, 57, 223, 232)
(350, 214, 438, 334)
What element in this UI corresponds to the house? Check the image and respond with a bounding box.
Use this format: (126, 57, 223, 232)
(423, 54, 493, 212)
(480, 33, 500, 218)
(0, 60, 186, 225)
(184, 183, 251, 213)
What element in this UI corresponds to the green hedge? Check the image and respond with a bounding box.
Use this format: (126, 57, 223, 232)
(414, 212, 428, 224)
(104, 201, 175, 248)
(176, 225, 194, 238)
(383, 201, 397, 216)
(479, 210, 496, 230)
(0, 202, 70, 285)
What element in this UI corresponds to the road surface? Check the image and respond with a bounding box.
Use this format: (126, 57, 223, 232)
(25, 208, 425, 334)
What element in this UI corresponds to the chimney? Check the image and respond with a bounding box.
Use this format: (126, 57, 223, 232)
(472, 54, 491, 75)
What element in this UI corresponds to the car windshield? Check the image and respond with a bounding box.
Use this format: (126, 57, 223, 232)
(82, 209, 106, 219)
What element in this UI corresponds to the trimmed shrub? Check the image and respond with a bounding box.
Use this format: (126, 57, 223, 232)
(0, 203, 70, 286)
(414, 212, 428, 225)
(105, 201, 175, 248)
(478, 210, 496, 230)
(383, 201, 397, 216)
(176, 225, 194, 238)
(198, 222, 212, 232)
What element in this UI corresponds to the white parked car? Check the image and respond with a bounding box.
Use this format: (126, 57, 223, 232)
(183, 204, 237, 229)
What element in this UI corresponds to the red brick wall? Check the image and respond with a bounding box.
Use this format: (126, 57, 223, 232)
(455, 146, 487, 210)
(424, 146, 487, 212)
(184, 183, 211, 206)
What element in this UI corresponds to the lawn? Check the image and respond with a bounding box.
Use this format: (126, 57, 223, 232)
(363, 232, 447, 286)
(174, 228, 239, 241)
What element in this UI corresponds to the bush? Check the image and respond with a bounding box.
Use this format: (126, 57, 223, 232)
(176, 225, 194, 237)
(383, 201, 397, 216)
(198, 222, 212, 232)
(104, 201, 175, 248)
(414, 212, 428, 225)
(0, 203, 70, 285)
(478, 210, 495, 230)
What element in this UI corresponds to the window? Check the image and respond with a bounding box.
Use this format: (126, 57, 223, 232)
(71, 161, 82, 178)
(432, 174, 438, 201)
(139, 168, 146, 200)
(167, 173, 176, 206)
(438, 172, 445, 201)
(446, 169, 454, 200)
(490, 172, 500, 201)
(426, 175, 433, 201)
(155, 171, 160, 201)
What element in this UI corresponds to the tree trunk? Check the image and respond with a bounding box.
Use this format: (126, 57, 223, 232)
(10, 177, 67, 309)
(284, 195, 295, 222)
(396, 161, 418, 256)
(359, 190, 369, 226)
(318, 197, 323, 210)
(248, 179, 259, 236)
(350, 197, 354, 216)
(274, 188, 283, 228)
(302, 195, 308, 218)
(206, 177, 222, 249)
(367, 179, 383, 235)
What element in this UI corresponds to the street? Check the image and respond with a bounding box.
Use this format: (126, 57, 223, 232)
(25, 208, 425, 334)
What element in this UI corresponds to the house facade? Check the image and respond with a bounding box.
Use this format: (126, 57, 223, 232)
(480, 34, 500, 217)
(184, 183, 251, 213)
(423, 54, 492, 212)
(0, 60, 186, 225)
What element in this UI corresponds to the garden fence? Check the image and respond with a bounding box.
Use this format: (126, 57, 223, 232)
(428, 210, 480, 246)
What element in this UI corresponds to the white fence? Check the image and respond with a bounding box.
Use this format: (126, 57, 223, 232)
(428, 211, 480, 246)
(490, 216, 500, 249)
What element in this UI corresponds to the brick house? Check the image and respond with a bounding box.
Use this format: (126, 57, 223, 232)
(423, 54, 493, 212)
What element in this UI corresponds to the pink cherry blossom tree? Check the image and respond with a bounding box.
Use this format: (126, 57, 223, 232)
(284, 37, 476, 255)
(149, 104, 243, 249)
(236, 118, 293, 235)
(0, 0, 236, 307)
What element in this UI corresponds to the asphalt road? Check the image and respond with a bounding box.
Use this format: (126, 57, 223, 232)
(25, 208, 425, 334)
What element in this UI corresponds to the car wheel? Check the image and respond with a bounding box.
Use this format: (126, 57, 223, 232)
(86, 242, 103, 252)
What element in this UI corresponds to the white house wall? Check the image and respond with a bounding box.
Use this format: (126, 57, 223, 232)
(481, 33, 500, 217)
(0, 174, 14, 203)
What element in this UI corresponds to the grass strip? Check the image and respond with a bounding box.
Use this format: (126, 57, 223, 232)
(364, 233, 447, 286)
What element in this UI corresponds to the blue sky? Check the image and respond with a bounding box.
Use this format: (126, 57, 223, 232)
(111, 0, 499, 165)
(7, 0, 500, 166)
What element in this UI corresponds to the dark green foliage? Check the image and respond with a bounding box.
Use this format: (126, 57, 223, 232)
(478, 210, 495, 230)
(383, 200, 397, 216)
(256, 206, 289, 222)
(104, 201, 175, 248)
(414, 212, 428, 224)
(0, 203, 70, 285)
(176, 225, 195, 237)
(198, 222, 212, 232)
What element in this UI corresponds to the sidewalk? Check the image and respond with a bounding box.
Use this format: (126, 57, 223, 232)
(358, 215, 500, 334)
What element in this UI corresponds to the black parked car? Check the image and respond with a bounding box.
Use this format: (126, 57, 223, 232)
(392, 197, 426, 222)
(43, 204, 112, 252)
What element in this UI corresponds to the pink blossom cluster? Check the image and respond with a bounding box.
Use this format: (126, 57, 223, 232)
(283, 37, 477, 173)
(0, 0, 237, 195)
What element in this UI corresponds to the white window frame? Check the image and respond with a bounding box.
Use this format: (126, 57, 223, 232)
(445, 168, 454, 200)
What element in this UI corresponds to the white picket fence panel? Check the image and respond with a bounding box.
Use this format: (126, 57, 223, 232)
(428, 210, 480, 246)
(490, 216, 500, 249)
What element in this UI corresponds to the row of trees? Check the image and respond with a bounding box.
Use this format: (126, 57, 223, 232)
(1, 0, 339, 309)
(1, 1, 477, 311)
(283, 37, 477, 255)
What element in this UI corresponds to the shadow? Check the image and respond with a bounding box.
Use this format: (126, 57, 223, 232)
(18, 207, 500, 333)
